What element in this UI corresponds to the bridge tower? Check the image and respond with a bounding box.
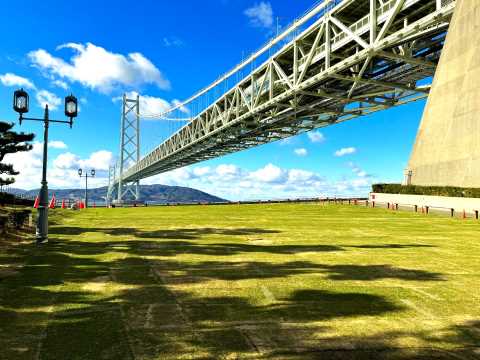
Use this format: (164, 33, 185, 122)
(407, 0, 480, 187)
(107, 94, 141, 204)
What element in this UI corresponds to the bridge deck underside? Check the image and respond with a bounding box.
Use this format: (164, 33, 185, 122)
(118, 0, 455, 184)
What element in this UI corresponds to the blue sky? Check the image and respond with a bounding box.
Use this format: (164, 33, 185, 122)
(0, 0, 426, 200)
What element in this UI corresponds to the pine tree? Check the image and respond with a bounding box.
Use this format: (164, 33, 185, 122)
(0, 121, 35, 187)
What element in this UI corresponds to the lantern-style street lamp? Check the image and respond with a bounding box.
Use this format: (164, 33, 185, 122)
(13, 89, 78, 244)
(78, 168, 95, 208)
(65, 95, 78, 127)
(13, 89, 29, 116)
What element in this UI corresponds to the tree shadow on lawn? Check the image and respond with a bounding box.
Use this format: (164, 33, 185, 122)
(318, 264, 445, 281)
(1, 266, 405, 359)
(345, 244, 435, 249)
(45, 237, 444, 283)
(171, 289, 403, 323)
(49, 225, 438, 257)
(263, 320, 480, 359)
(0, 235, 451, 359)
(50, 226, 282, 240)
(17, 273, 475, 359)
(126, 259, 445, 284)
(48, 238, 345, 257)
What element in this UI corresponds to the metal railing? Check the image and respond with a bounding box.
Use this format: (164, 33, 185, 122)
(357, 199, 480, 220)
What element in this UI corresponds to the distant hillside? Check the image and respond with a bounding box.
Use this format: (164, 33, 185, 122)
(9, 184, 226, 204)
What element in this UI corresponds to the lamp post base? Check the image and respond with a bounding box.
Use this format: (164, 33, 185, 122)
(35, 180, 49, 245)
(35, 236, 49, 245)
(35, 206, 49, 245)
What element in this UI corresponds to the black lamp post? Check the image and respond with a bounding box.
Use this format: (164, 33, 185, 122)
(78, 169, 95, 208)
(13, 89, 78, 244)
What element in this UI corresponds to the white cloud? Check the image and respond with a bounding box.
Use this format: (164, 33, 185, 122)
(294, 148, 308, 157)
(249, 163, 286, 183)
(244, 2, 274, 29)
(350, 178, 370, 187)
(54, 150, 113, 171)
(3, 142, 45, 189)
(136, 94, 171, 115)
(53, 152, 79, 169)
(52, 79, 68, 89)
(4, 143, 114, 190)
(216, 164, 240, 177)
(163, 37, 184, 47)
(141, 162, 374, 200)
(334, 147, 357, 157)
(0, 74, 64, 112)
(4, 145, 374, 199)
(48, 141, 68, 149)
(307, 131, 325, 143)
(113, 91, 188, 118)
(192, 166, 210, 177)
(80, 150, 113, 171)
(279, 138, 293, 146)
(171, 99, 190, 114)
(348, 162, 370, 178)
(0, 73, 36, 89)
(28, 42, 170, 93)
(36, 90, 61, 110)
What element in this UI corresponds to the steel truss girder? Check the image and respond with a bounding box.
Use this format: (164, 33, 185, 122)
(113, 0, 456, 184)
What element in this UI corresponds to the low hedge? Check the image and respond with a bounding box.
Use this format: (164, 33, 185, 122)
(0, 209, 31, 233)
(0, 214, 7, 233)
(0, 192, 35, 207)
(0, 192, 15, 206)
(8, 210, 31, 229)
(372, 184, 480, 198)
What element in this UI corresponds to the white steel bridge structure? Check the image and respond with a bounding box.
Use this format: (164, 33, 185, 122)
(107, 0, 456, 203)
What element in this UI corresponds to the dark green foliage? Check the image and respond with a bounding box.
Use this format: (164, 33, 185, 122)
(0, 214, 7, 233)
(8, 209, 31, 229)
(0, 192, 34, 207)
(372, 183, 480, 198)
(0, 192, 15, 206)
(0, 121, 35, 186)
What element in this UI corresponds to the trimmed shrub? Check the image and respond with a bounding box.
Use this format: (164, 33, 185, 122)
(8, 210, 31, 229)
(0, 192, 15, 206)
(372, 184, 480, 198)
(0, 215, 7, 233)
(0, 192, 34, 207)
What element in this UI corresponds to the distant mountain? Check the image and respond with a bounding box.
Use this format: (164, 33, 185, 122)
(9, 184, 227, 204)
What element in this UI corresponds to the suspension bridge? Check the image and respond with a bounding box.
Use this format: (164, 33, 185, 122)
(107, 0, 458, 204)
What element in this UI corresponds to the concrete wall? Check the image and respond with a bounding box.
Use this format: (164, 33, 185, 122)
(370, 193, 480, 213)
(407, 0, 480, 187)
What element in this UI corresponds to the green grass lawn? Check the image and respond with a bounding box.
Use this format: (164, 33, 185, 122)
(1, 203, 479, 359)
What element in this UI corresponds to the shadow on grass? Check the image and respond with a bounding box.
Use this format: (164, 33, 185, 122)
(50, 225, 438, 257)
(50, 226, 281, 240)
(35, 235, 443, 283)
(263, 320, 480, 359)
(0, 225, 459, 359)
(318, 264, 444, 281)
(51, 239, 345, 258)
(127, 259, 444, 283)
(345, 244, 435, 249)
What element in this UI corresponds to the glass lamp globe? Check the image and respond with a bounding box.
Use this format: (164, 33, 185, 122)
(13, 89, 29, 114)
(65, 95, 78, 118)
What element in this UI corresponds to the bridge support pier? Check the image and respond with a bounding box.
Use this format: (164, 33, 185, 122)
(407, 0, 480, 187)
